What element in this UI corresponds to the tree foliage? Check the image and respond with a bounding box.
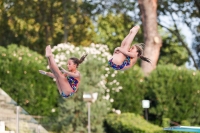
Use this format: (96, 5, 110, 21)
(158, 0, 200, 69)
(0, 0, 96, 54)
(105, 65, 145, 114)
(143, 65, 200, 125)
(0, 44, 59, 116)
(105, 63, 200, 126)
(85, 0, 199, 68)
(0, 0, 194, 67)
(104, 113, 163, 133)
(94, 13, 141, 53)
(158, 28, 189, 66)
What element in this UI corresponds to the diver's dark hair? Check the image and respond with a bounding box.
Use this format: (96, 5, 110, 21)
(70, 54, 88, 68)
(135, 43, 151, 64)
(139, 55, 151, 63)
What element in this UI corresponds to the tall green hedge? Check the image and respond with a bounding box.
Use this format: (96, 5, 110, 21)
(106, 64, 200, 126)
(105, 65, 145, 114)
(104, 113, 164, 133)
(0, 44, 59, 116)
(144, 65, 200, 125)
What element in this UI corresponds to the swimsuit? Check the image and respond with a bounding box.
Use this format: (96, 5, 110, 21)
(108, 56, 131, 70)
(61, 76, 78, 98)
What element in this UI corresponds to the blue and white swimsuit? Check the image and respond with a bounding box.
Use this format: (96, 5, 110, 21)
(61, 76, 78, 98)
(108, 56, 131, 70)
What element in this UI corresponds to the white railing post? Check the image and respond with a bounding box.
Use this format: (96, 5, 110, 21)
(16, 106, 20, 133)
(37, 125, 41, 133)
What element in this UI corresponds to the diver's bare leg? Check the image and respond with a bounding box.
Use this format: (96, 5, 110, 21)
(45, 45, 73, 95)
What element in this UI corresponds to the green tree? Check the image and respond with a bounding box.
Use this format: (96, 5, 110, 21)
(106, 64, 200, 126)
(158, 28, 189, 66)
(0, 44, 59, 116)
(158, 0, 200, 69)
(94, 13, 140, 53)
(85, 0, 196, 68)
(143, 65, 200, 125)
(104, 113, 163, 133)
(0, 0, 96, 54)
(94, 13, 188, 66)
(105, 65, 145, 114)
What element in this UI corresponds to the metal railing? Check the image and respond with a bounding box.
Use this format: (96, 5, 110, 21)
(0, 88, 48, 133)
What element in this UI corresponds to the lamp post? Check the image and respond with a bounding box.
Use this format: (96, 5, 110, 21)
(142, 100, 150, 121)
(83, 93, 98, 133)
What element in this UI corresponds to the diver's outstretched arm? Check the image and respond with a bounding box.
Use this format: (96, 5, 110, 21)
(60, 67, 80, 78)
(39, 70, 55, 78)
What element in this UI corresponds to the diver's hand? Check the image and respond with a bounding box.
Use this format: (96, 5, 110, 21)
(114, 47, 121, 53)
(39, 70, 47, 75)
(60, 67, 67, 73)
